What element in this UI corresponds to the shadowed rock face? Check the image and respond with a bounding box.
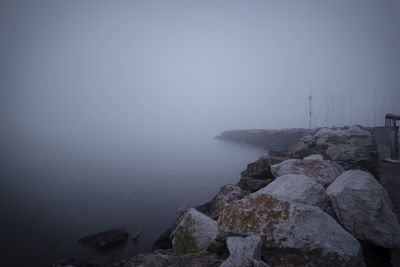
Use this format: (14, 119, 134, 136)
(218, 193, 364, 267)
(327, 170, 400, 248)
(241, 155, 288, 179)
(78, 229, 128, 249)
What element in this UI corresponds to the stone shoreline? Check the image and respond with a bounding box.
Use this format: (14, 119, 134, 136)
(53, 125, 400, 267)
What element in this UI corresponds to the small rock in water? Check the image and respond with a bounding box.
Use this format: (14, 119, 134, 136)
(79, 229, 128, 249)
(131, 231, 141, 242)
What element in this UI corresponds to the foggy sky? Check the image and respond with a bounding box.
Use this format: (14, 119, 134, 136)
(1, 0, 400, 146)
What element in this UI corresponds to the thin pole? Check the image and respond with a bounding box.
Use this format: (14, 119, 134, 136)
(309, 95, 312, 134)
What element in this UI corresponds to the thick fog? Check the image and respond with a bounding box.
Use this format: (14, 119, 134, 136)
(1, 0, 400, 147)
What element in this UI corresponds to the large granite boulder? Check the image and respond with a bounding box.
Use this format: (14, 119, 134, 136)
(326, 170, 400, 248)
(208, 184, 248, 219)
(218, 193, 364, 266)
(220, 235, 268, 267)
(114, 249, 224, 267)
(78, 229, 128, 249)
(257, 174, 329, 210)
(270, 158, 344, 187)
(171, 208, 218, 255)
(241, 155, 287, 179)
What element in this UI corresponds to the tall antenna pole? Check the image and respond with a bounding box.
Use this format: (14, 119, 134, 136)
(309, 95, 312, 135)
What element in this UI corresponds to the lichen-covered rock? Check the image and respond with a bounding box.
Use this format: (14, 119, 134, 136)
(326, 170, 400, 248)
(270, 158, 344, 187)
(241, 155, 287, 179)
(171, 208, 218, 255)
(114, 249, 224, 267)
(218, 193, 364, 266)
(208, 184, 248, 218)
(237, 177, 274, 193)
(256, 174, 329, 210)
(220, 235, 269, 267)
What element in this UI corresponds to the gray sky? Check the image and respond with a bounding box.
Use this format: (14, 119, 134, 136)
(1, 0, 400, 145)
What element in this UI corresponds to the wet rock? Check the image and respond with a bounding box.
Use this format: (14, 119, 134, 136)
(326, 170, 400, 248)
(237, 177, 273, 192)
(208, 184, 248, 218)
(257, 174, 329, 210)
(79, 229, 128, 249)
(171, 208, 218, 255)
(241, 155, 287, 179)
(218, 193, 364, 266)
(50, 258, 102, 267)
(270, 158, 344, 187)
(220, 235, 269, 267)
(114, 249, 224, 267)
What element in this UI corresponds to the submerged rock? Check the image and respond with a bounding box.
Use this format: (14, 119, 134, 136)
(220, 235, 268, 267)
(208, 184, 248, 218)
(327, 170, 400, 248)
(78, 229, 128, 249)
(114, 249, 224, 267)
(270, 158, 344, 187)
(218, 193, 364, 266)
(171, 208, 218, 255)
(257, 174, 329, 210)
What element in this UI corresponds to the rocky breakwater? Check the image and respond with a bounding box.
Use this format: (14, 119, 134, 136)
(115, 126, 400, 267)
(215, 128, 319, 151)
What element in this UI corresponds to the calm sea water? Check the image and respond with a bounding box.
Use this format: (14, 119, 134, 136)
(0, 131, 265, 266)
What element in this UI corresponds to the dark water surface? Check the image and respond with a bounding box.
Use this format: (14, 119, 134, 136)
(0, 131, 265, 266)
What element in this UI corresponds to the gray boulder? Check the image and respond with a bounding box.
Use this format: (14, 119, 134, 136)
(171, 208, 218, 255)
(208, 184, 248, 218)
(270, 158, 344, 187)
(326, 170, 400, 248)
(220, 235, 269, 267)
(257, 174, 329, 210)
(218, 193, 364, 266)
